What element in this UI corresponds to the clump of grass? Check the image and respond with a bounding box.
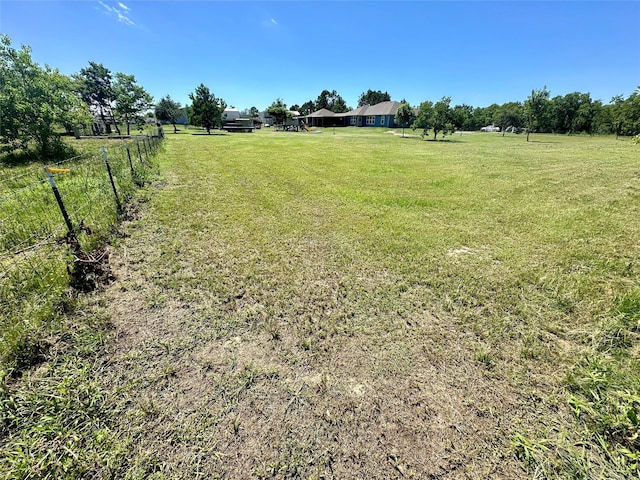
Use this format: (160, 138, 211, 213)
(474, 346, 496, 369)
(0, 299, 132, 480)
(514, 291, 640, 478)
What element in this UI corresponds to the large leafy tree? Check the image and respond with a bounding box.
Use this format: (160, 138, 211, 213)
(494, 102, 524, 136)
(0, 35, 90, 159)
(451, 104, 476, 132)
(549, 92, 595, 134)
(315, 90, 348, 113)
(299, 100, 315, 115)
(155, 95, 182, 133)
(394, 102, 415, 137)
(414, 97, 457, 140)
(472, 103, 501, 129)
(524, 86, 551, 141)
(188, 84, 226, 134)
(358, 89, 391, 107)
(114, 73, 153, 135)
(613, 88, 640, 137)
(75, 61, 120, 134)
(266, 98, 290, 125)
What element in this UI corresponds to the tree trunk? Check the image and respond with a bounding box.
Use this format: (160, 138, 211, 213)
(172, 122, 177, 134)
(112, 113, 121, 136)
(107, 106, 121, 135)
(125, 114, 131, 135)
(99, 107, 110, 135)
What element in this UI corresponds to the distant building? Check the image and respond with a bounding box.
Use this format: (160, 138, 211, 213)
(344, 101, 403, 127)
(258, 110, 300, 128)
(223, 108, 241, 122)
(299, 101, 404, 128)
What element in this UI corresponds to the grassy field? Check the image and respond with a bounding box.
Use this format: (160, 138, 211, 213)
(0, 135, 160, 377)
(2, 128, 639, 478)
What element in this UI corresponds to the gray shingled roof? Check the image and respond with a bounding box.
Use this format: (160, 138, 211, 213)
(343, 101, 402, 117)
(306, 108, 337, 118)
(304, 101, 403, 119)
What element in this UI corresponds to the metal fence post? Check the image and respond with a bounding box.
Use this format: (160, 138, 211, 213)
(44, 168, 75, 239)
(101, 146, 122, 212)
(125, 142, 135, 178)
(136, 138, 143, 164)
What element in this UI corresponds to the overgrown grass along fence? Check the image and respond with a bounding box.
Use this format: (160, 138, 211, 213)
(0, 135, 162, 374)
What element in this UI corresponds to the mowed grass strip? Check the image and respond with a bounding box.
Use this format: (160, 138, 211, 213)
(3, 128, 637, 478)
(99, 129, 638, 478)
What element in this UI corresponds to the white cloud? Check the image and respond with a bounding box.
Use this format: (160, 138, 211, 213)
(271, 18, 277, 25)
(117, 12, 135, 26)
(98, 1, 135, 26)
(98, 1, 113, 13)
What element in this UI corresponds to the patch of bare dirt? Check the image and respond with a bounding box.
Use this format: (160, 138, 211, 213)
(93, 241, 541, 479)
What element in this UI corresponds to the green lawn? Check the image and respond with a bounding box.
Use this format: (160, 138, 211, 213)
(1, 128, 638, 478)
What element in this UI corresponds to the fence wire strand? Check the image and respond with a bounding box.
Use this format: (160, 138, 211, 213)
(1, 135, 163, 358)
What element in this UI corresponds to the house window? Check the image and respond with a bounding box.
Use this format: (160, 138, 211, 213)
(351, 116, 357, 125)
(366, 116, 375, 125)
(381, 116, 385, 125)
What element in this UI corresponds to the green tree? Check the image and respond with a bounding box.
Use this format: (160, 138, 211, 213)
(414, 100, 433, 138)
(266, 98, 290, 125)
(358, 89, 391, 107)
(451, 104, 475, 132)
(414, 97, 457, 140)
(188, 84, 226, 134)
(315, 90, 349, 113)
(549, 92, 595, 134)
(494, 102, 524, 136)
(114, 73, 153, 135)
(0, 35, 90, 159)
(524, 86, 550, 141)
(299, 100, 315, 115)
(473, 103, 501, 129)
(617, 88, 640, 137)
(75, 61, 120, 135)
(394, 102, 415, 137)
(155, 95, 182, 133)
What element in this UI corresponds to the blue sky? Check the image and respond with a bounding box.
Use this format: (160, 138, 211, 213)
(1, 1, 639, 111)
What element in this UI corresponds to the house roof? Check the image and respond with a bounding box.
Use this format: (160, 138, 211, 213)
(303, 101, 403, 119)
(343, 101, 403, 117)
(306, 108, 337, 118)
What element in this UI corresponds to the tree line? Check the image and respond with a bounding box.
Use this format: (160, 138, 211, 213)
(2, 34, 638, 162)
(0, 35, 232, 161)
(1, 35, 157, 160)
(267, 86, 640, 141)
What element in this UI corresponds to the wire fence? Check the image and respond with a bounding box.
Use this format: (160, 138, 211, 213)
(0, 135, 162, 369)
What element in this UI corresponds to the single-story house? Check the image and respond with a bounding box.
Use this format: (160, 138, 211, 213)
(305, 108, 345, 127)
(299, 101, 404, 128)
(343, 101, 403, 127)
